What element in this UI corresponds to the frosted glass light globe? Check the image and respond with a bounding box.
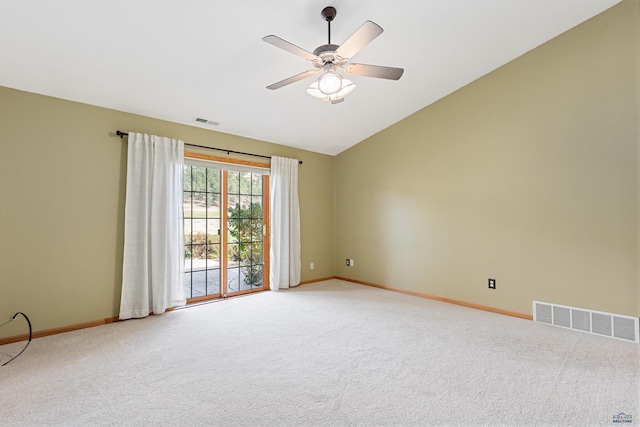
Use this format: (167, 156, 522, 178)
(317, 72, 342, 95)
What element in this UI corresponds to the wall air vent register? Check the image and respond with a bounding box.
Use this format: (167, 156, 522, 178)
(533, 301, 639, 343)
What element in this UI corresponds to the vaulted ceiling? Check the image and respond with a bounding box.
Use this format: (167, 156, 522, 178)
(0, 0, 620, 155)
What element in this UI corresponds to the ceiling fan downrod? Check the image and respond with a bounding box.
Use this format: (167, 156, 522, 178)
(321, 6, 337, 45)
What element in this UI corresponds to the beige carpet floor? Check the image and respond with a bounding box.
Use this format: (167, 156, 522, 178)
(1, 279, 638, 426)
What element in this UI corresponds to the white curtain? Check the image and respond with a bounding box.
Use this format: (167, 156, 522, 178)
(269, 156, 301, 290)
(119, 133, 186, 319)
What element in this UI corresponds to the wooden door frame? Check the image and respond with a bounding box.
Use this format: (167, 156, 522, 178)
(184, 152, 270, 301)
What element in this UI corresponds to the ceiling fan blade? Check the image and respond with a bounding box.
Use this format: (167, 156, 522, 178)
(335, 21, 383, 60)
(345, 63, 404, 80)
(262, 35, 319, 62)
(267, 70, 318, 90)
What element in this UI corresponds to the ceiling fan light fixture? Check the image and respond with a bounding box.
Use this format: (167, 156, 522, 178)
(306, 78, 356, 103)
(317, 70, 342, 95)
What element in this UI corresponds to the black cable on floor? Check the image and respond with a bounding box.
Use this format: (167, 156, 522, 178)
(1, 312, 32, 366)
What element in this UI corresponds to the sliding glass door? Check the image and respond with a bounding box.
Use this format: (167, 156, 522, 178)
(183, 156, 269, 302)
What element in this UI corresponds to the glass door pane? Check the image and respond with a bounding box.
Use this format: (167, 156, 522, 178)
(184, 165, 222, 300)
(226, 170, 265, 294)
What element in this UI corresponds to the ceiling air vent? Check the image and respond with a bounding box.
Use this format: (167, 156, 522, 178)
(194, 117, 220, 126)
(533, 301, 639, 343)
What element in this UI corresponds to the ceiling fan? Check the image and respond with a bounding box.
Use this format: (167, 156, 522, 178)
(263, 6, 404, 104)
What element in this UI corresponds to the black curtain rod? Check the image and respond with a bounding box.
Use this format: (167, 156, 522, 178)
(116, 131, 302, 165)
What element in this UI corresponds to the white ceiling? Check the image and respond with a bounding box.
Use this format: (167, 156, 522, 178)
(0, 0, 620, 155)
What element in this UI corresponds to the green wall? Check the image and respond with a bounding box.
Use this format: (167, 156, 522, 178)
(0, 87, 335, 338)
(334, 0, 640, 317)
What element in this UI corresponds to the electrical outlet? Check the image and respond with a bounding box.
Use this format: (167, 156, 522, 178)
(488, 278, 496, 289)
(310, 262, 314, 270)
(346, 259, 350, 266)
(349, 259, 354, 267)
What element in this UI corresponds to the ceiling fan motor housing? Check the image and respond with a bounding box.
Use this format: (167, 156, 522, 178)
(313, 44, 340, 55)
